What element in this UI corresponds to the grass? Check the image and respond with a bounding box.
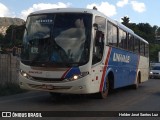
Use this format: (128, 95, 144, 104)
(0, 83, 27, 96)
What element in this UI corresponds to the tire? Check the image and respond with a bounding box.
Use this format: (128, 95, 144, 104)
(133, 74, 140, 89)
(95, 77, 109, 99)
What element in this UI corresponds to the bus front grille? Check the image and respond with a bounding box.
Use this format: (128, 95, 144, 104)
(32, 77, 65, 83)
(28, 84, 71, 90)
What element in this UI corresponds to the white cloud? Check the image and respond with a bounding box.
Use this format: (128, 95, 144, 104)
(20, 2, 71, 20)
(116, 0, 128, 7)
(131, 1, 146, 13)
(0, 3, 10, 17)
(86, 2, 116, 17)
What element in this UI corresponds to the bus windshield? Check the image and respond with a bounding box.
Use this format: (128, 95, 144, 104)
(21, 13, 92, 67)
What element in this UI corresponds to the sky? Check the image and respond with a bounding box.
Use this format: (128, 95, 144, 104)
(0, 0, 159, 27)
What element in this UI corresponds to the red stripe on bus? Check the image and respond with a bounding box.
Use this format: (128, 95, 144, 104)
(99, 47, 112, 91)
(61, 68, 72, 79)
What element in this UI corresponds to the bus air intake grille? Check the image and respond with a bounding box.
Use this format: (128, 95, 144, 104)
(32, 77, 65, 83)
(28, 84, 72, 90)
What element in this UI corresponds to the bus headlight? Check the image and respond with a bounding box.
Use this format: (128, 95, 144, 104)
(150, 71, 153, 74)
(67, 72, 89, 81)
(20, 70, 33, 80)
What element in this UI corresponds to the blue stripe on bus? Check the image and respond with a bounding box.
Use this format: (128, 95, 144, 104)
(106, 47, 139, 88)
(63, 67, 81, 79)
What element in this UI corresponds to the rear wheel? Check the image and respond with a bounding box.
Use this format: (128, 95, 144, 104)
(133, 73, 140, 89)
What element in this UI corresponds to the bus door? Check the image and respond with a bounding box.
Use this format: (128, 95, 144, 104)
(92, 16, 106, 83)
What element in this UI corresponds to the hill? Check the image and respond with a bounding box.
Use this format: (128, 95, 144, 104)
(0, 17, 25, 35)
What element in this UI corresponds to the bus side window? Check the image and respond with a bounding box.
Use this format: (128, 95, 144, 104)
(140, 41, 145, 56)
(92, 16, 106, 65)
(107, 22, 118, 47)
(128, 34, 134, 52)
(145, 44, 149, 57)
(119, 29, 127, 50)
(134, 37, 140, 54)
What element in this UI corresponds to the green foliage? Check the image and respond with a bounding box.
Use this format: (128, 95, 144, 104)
(121, 16, 130, 26)
(149, 44, 160, 62)
(157, 27, 160, 33)
(3, 24, 25, 48)
(0, 83, 27, 96)
(121, 16, 160, 62)
(0, 33, 4, 44)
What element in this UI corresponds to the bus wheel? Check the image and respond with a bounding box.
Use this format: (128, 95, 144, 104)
(133, 74, 140, 89)
(96, 77, 109, 99)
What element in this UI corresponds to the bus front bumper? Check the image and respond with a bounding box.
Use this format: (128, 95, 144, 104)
(19, 73, 99, 94)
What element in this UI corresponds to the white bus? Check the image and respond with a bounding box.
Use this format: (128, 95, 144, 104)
(19, 8, 149, 99)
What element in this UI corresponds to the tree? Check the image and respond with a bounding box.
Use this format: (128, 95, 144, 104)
(121, 16, 159, 62)
(121, 16, 130, 26)
(0, 33, 4, 44)
(149, 44, 160, 62)
(4, 24, 25, 47)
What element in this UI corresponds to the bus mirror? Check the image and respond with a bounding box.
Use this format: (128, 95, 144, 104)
(93, 23, 98, 30)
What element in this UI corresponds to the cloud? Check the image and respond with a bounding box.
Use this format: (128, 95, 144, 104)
(0, 3, 10, 17)
(116, 0, 128, 7)
(20, 2, 71, 20)
(131, 1, 146, 13)
(86, 2, 116, 17)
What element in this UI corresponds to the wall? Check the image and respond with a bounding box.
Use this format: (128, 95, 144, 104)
(0, 54, 19, 85)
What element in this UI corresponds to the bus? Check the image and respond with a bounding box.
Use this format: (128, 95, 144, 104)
(19, 8, 149, 99)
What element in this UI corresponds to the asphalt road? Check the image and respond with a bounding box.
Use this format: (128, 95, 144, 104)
(0, 79, 160, 120)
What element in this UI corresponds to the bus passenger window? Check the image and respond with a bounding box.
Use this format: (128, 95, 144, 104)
(107, 22, 118, 47)
(145, 44, 149, 57)
(128, 34, 134, 52)
(134, 38, 140, 54)
(140, 41, 145, 56)
(119, 29, 127, 50)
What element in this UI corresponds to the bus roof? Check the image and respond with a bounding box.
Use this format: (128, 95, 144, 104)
(134, 34, 149, 44)
(29, 8, 133, 33)
(29, 8, 148, 44)
(30, 8, 106, 16)
(116, 21, 134, 34)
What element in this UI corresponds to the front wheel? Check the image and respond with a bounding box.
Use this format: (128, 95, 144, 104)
(95, 77, 109, 99)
